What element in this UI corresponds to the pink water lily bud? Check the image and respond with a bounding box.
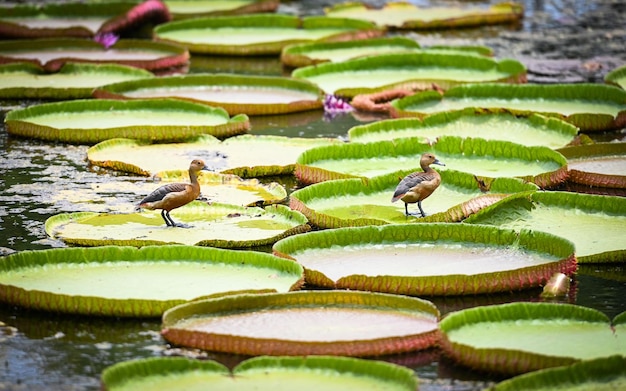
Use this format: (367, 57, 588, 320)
(323, 94, 353, 114)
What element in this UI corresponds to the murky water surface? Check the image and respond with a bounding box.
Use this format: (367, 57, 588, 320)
(1, 0, 625, 390)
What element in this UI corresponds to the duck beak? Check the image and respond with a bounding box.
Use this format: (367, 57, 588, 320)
(433, 159, 445, 166)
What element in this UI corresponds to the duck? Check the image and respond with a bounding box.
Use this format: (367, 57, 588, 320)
(391, 153, 445, 217)
(137, 159, 209, 227)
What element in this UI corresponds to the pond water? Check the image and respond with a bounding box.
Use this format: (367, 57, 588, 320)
(1, 0, 625, 390)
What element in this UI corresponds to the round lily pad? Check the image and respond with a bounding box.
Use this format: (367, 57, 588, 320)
(154, 14, 382, 56)
(289, 169, 537, 228)
(93, 73, 324, 115)
(491, 355, 626, 391)
(272, 223, 576, 295)
(558, 142, 626, 189)
(0, 245, 304, 317)
(439, 302, 626, 375)
(282, 37, 492, 68)
(87, 134, 341, 177)
(101, 355, 417, 391)
(0, 38, 188, 72)
(161, 290, 440, 356)
(605, 64, 626, 90)
(391, 83, 626, 132)
(465, 191, 626, 263)
(348, 110, 578, 149)
(0, 62, 153, 100)
(45, 202, 310, 248)
(324, 1, 523, 29)
(166, 0, 279, 19)
(291, 52, 526, 97)
(296, 136, 568, 189)
(5, 98, 249, 143)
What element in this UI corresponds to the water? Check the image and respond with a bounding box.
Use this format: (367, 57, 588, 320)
(1, 0, 625, 390)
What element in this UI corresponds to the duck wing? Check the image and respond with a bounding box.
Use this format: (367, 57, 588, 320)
(138, 183, 187, 205)
(391, 171, 438, 202)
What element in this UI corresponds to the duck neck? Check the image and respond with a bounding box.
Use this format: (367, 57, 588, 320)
(188, 168, 200, 186)
(421, 163, 433, 172)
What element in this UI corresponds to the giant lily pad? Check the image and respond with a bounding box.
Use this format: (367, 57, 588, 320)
(605, 64, 626, 90)
(153, 14, 383, 56)
(161, 290, 440, 356)
(296, 136, 568, 188)
(439, 302, 626, 375)
(166, 0, 280, 19)
(292, 52, 525, 97)
(289, 169, 537, 228)
(5, 98, 249, 143)
(45, 202, 310, 248)
(324, 2, 523, 30)
(93, 73, 324, 115)
(0, 38, 189, 72)
(0, 245, 304, 317)
(391, 83, 626, 132)
(0, 62, 154, 100)
(491, 355, 626, 391)
(349, 110, 579, 149)
(101, 355, 417, 391)
(87, 134, 341, 177)
(272, 223, 576, 296)
(558, 142, 626, 189)
(465, 191, 626, 263)
(0, 0, 169, 39)
(281, 36, 492, 68)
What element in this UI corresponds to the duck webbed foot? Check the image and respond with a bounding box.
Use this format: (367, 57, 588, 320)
(162, 210, 192, 228)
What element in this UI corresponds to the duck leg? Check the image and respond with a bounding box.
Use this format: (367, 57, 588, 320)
(417, 201, 426, 218)
(163, 210, 191, 228)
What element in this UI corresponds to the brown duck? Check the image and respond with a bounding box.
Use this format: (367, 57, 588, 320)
(137, 159, 209, 227)
(391, 153, 445, 217)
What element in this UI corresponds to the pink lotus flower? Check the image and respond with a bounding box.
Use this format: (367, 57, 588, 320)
(324, 94, 353, 114)
(94, 32, 119, 49)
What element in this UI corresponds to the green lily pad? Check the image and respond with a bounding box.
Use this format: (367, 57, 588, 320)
(391, 83, 626, 132)
(281, 36, 492, 68)
(558, 142, 626, 189)
(0, 0, 168, 38)
(93, 73, 324, 115)
(154, 14, 382, 56)
(465, 191, 626, 263)
(605, 64, 626, 90)
(289, 169, 537, 228)
(0, 38, 189, 73)
(87, 134, 341, 177)
(101, 355, 417, 391)
(162, 290, 440, 356)
(0, 62, 153, 100)
(166, 0, 279, 19)
(45, 202, 310, 248)
(155, 170, 287, 206)
(292, 52, 525, 97)
(491, 355, 626, 391)
(296, 136, 568, 188)
(0, 245, 304, 317)
(272, 223, 576, 295)
(439, 302, 626, 375)
(5, 98, 249, 144)
(349, 110, 579, 149)
(324, 1, 523, 29)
